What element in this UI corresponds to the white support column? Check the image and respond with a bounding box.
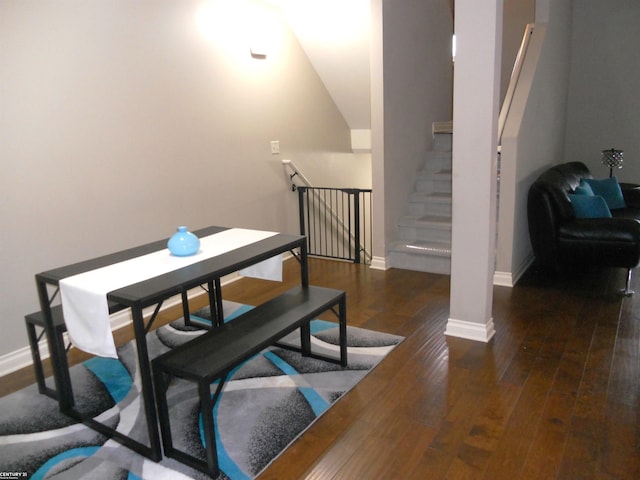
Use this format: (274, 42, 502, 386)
(446, 0, 503, 342)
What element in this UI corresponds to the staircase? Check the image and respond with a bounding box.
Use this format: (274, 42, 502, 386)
(388, 124, 452, 275)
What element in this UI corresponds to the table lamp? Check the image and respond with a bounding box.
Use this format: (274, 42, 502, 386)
(602, 148, 624, 178)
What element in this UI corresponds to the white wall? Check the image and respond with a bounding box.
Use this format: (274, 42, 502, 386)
(564, 0, 640, 182)
(495, 0, 573, 283)
(0, 0, 352, 360)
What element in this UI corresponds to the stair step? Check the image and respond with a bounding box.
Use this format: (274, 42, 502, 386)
(398, 215, 451, 243)
(419, 168, 452, 178)
(389, 240, 452, 275)
(408, 193, 451, 216)
(417, 168, 453, 185)
(390, 240, 451, 257)
(415, 176, 451, 195)
(432, 126, 453, 152)
(399, 215, 451, 229)
(432, 121, 453, 134)
(426, 151, 452, 160)
(409, 191, 451, 204)
(423, 152, 452, 172)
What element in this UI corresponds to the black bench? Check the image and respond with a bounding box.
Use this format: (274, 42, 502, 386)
(152, 285, 347, 477)
(25, 305, 69, 400)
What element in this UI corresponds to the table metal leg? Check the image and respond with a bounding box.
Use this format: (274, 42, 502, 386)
(214, 278, 224, 327)
(64, 306, 163, 460)
(181, 290, 192, 327)
(130, 306, 163, 460)
(300, 243, 309, 286)
(36, 278, 74, 410)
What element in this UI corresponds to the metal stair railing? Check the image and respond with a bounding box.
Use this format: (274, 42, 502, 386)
(283, 159, 372, 264)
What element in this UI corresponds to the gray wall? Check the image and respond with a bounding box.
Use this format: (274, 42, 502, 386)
(496, 0, 640, 283)
(496, 0, 573, 282)
(501, 0, 536, 103)
(564, 0, 640, 181)
(0, 1, 351, 361)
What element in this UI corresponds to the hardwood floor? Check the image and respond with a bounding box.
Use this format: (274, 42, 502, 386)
(2, 258, 639, 479)
(254, 259, 640, 479)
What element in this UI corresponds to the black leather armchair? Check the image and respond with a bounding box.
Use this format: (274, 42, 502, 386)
(527, 161, 640, 294)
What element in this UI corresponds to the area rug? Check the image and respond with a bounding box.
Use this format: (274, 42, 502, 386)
(0, 300, 403, 479)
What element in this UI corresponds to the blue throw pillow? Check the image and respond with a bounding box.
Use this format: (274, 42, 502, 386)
(574, 183, 594, 196)
(568, 194, 612, 218)
(582, 177, 626, 209)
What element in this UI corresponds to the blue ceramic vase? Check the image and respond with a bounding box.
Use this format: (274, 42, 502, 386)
(167, 226, 200, 257)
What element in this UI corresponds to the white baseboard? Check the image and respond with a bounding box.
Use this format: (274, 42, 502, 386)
(493, 254, 534, 287)
(445, 317, 496, 342)
(369, 256, 390, 271)
(1, 346, 36, 379)
(0, 272, 245, 378)
(493, 271, 514, 287)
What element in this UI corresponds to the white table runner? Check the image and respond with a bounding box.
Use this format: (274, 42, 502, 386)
(60, 228, 280, 358)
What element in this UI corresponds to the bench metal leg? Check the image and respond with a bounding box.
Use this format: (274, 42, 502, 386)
(25, 320, 50, 397)
(285, 293, 348, 367)
(338, 293, 348, 367)
(199, 380, 220, 478)
(300, 323, 311, 357)
(152, 367, 174, 458)
(25, 316, 69, 401)
(153, 361, 228, 477)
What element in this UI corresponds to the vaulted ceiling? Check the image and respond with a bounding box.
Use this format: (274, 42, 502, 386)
(273, 0, 371, 129)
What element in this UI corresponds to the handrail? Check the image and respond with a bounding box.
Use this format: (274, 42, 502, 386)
(282, 159, 372, 263)
(282, 159, 313, 189)
(498, 23, 534, 147)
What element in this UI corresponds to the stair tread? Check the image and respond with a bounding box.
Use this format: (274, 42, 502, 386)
(432, 121, 453, 134)
(390, 240, 452, 257)
(418, 169, 452, 178)
(410, 192, 452, 203)
(400, 215, 451, 227)
(431, 152, 452, 157)
(432, 150, 453, 155)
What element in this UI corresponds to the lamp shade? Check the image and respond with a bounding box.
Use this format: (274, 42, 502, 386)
(602, 148, 624, 178)
(602, 148, 624, 169)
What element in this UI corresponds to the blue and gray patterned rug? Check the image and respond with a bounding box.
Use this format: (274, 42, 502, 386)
(0, 301, 403, 479)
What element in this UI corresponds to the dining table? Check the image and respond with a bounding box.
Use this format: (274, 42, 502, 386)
(34, 225, 308, 461)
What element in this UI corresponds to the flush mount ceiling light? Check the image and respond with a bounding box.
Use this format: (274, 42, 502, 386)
(250, 45, 268, 59)
(248, 10, 275, 59)
(196, 1, 277, 59)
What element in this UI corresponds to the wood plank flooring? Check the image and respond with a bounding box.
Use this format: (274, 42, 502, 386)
(252, 259, 639, 479)
(2, 258, 639, 479)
